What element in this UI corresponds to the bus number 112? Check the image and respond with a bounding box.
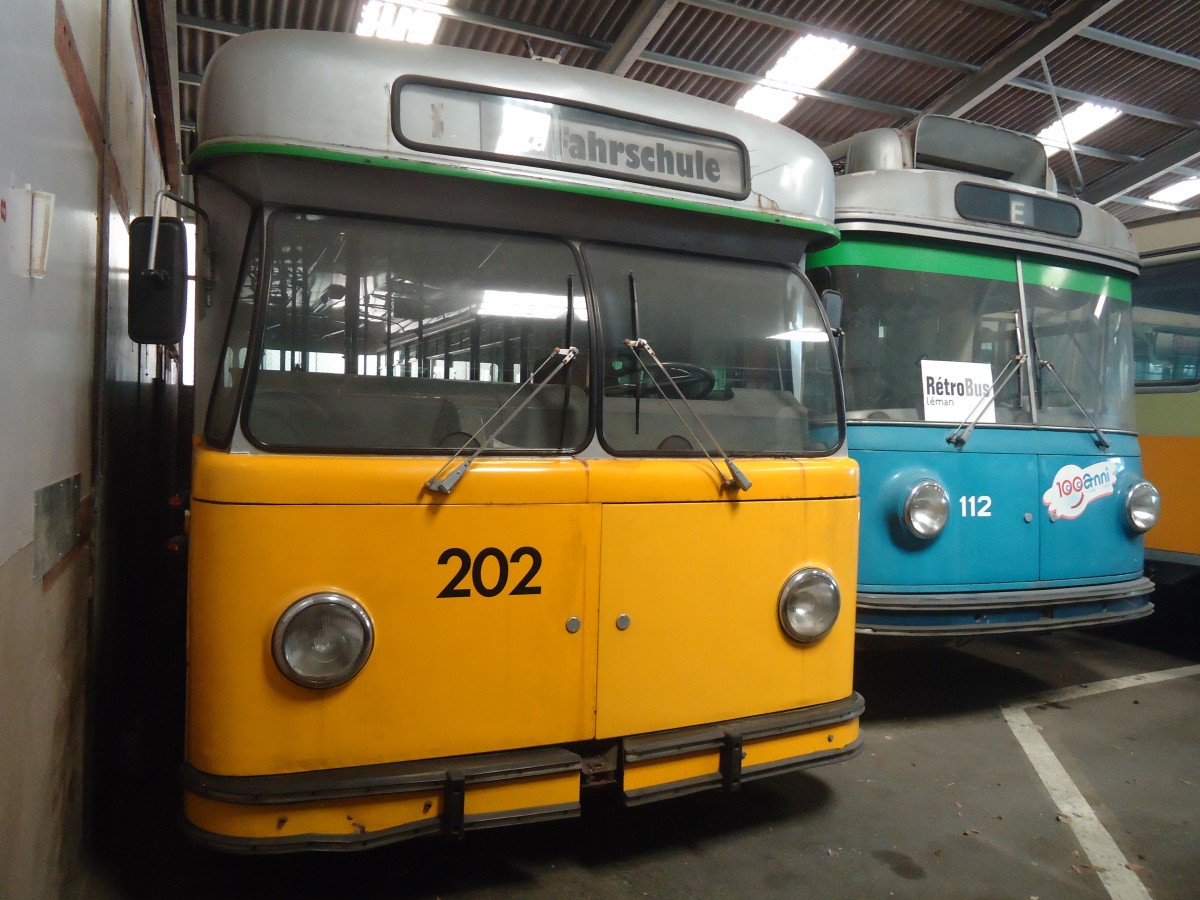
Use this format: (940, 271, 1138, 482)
(959, 495, 992, 517)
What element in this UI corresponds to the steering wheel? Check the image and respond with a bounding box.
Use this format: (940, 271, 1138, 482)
(606, 360, 716, 400)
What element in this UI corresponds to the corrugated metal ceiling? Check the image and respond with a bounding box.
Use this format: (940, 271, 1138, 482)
(171, 0, 1200, 222)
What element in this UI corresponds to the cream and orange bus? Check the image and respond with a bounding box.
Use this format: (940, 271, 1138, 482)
(1130, 210, 1200, 580)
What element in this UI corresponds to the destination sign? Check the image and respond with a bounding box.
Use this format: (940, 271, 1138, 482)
(955, 183, 1082, 238)
(393, 81, 750, 199)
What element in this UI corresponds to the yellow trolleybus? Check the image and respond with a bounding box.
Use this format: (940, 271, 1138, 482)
(1130, 210, 1200, 577)
(128, 30, 862, 851)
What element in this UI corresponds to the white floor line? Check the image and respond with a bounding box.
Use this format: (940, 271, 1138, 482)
(1001, 664, 1200, 900)
(1013, 664, 1200, 708)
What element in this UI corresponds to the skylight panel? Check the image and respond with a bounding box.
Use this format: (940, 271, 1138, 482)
(1148, 177, 1200, 205)
(1036, 102, 1121, 158)
(735, 35, 855, 123)
(357, 0, 448, 44)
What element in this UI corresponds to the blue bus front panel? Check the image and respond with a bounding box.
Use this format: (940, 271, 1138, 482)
(853, 425, 1153, 635)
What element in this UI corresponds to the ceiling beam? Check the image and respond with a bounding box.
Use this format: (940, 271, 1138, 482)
(960, 0, 1200, 68)
(957, 0, 1043, 19)
(1080, 131, 1200, 204)
(917, 0, 1126, 121)
(1108, 194, 1191, 213)
(597, 0, 679, 76)
(1083, 28, 1200, 71)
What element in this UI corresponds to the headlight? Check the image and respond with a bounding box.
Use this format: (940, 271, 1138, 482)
(903, 479, 950, 540)
(778, 567, 841, 643)
(1125, 480, 1160, 533)
(272, 593, 374, 689)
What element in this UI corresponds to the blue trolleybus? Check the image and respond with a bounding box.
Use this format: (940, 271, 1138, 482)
(807, 116, 1160, 636)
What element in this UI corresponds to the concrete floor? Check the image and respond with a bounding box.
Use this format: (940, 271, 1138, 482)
(95, 581, 1200, 899)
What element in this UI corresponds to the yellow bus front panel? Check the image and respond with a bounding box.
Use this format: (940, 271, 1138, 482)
(594, 494, 859, 737)
(187, 453, 598, 777)
(184, 450, 861, 847)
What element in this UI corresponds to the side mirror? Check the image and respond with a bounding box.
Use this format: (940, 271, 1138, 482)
(820, 289, 844, 331)
(129, 216, 188, 344)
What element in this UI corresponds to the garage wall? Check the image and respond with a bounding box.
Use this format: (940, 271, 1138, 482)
(0, 1, 171, 897)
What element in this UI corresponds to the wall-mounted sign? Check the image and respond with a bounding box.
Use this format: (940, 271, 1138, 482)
(393, 81, 750, 199)
(920, 359, 995, 424)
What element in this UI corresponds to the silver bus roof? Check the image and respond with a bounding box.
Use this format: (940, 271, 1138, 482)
(823, 117, 1137, 273)
(194, 30, 836, 235)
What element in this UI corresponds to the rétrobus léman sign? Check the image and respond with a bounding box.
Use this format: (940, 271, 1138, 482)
(394, 82, 750, 200)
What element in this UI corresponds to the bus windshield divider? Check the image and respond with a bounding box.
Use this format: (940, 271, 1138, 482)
(557, 275, 575, 448)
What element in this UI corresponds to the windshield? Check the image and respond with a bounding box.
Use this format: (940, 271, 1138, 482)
(1132, 255, 1200, 387)
(1023, 263, 1134, 429)
(588, 244, 840, 454)
(225, 212, 840, 455)
(243, 212, 590, 452)
(809, 248, 1135, 431)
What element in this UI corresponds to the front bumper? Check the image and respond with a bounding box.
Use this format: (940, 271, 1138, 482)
(857, 577, 1155, 636)
(182, 692, 864, 853)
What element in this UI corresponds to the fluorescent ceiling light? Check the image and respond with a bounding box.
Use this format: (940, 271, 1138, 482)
(735, 35, 855, 123)
(1148, 177, 1200, 204)
(357, 0, 447, 44)
(480, 290, 568, 319)
(1036, 102, 1121, 158)
(768, 327, 829, 343)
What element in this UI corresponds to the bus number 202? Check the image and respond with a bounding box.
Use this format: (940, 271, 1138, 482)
(959, 495, 992, 517)
(437, 547, 543, 598)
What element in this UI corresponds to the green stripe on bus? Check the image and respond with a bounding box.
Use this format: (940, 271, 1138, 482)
(188, 142, 841, 240)
(809, 238, 1131, 301)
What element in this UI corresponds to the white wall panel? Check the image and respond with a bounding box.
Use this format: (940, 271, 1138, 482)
(0, 1, 166, 897)
(0, 0, 98, 568)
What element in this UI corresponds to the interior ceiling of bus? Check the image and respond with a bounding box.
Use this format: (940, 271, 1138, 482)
(154, 1, 1200, 224)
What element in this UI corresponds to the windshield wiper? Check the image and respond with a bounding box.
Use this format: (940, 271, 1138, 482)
(1037, 358, 1110, 450)
(426, 274, 579, 495)
(946, 352, 1027, 447)
(1026, 311, 1110, 450)
(623, 273, 751, 493)
(424, 345, 578, 494)
(948, 312, 1026, 448)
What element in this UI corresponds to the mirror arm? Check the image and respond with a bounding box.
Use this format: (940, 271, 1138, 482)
(145, 189, 214, 300)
